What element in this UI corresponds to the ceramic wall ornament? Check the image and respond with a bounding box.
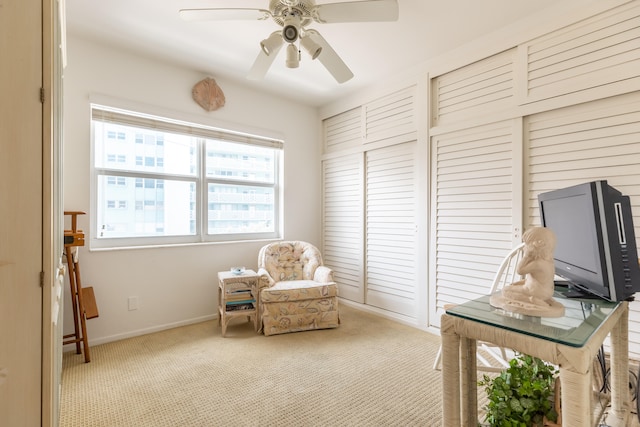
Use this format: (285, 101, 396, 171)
(192, 77, 225, 111)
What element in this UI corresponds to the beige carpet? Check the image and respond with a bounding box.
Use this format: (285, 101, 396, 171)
(60, 305, 446, 427)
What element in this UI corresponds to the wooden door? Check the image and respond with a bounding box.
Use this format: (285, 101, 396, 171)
(0, 0, 45, 424)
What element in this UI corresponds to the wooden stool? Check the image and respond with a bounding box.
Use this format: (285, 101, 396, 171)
(63, 211, 99, 363)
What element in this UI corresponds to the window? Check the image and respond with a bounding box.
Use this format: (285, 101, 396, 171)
(91, 104, 282, 248)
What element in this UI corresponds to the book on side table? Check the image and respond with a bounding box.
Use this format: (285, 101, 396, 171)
(217, 269, 260, 336)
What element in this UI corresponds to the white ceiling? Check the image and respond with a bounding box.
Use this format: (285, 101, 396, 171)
(65, 0, 566, 107)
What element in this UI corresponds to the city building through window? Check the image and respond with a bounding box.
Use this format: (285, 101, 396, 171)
(91, 105, 282, 248)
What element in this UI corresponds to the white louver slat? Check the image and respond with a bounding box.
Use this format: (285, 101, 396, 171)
(430, 120, 517, 327)
(323, 107, 362, 153)
(365, 142, 417, 316)
(322, 154, 364, 303)
(431, 49, 516, 127)
(364, 86, 416, 144)
(520, 1, 640, 103)
(525, 92, 640, 358)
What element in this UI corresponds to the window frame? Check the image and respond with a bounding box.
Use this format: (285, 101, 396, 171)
(90, 103, 283, 249)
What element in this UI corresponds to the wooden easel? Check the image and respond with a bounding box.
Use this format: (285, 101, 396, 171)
(63, 211, 99, 363)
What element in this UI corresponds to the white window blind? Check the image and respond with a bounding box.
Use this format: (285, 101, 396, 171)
(92, 105, 283, 149)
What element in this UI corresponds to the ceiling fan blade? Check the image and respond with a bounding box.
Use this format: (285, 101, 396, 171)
(179, 8, 271, 22)
(306, 30, 353, 84)
(247, 42, 284, 80)
(312, 0, 398, 23)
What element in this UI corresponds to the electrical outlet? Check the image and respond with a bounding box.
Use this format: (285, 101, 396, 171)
(128, 296, 138, 311)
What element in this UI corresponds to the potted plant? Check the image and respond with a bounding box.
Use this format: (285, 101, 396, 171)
(478, 353, 560, 427)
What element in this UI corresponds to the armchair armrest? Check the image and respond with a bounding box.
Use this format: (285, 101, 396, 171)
(313, 265, 334, 283)
(257, 267, 276, 288)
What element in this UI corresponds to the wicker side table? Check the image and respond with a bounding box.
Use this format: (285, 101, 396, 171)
(441, 295, 630, 427)
(217, 269, 261, 337)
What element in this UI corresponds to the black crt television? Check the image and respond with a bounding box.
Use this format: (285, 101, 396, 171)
(538, 180, 640, 302)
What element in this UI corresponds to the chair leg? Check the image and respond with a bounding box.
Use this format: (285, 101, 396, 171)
(433, 345, 443, 371)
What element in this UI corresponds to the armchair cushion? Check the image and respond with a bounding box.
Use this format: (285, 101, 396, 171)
(260, 241, 323, 281)
(261, 280, 338, 303)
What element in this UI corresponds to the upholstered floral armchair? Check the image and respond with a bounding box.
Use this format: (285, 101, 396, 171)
(257, 241, 340, 336)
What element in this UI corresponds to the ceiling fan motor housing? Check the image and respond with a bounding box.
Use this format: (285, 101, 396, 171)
(270, 0, 314, 27)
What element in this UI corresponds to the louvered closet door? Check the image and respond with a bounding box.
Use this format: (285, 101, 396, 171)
(364, 86, 416, 144)
(519, 1, 640, 103)
(365, 142, 418, 316)
(430, 120, 519, 328)
(322, 154, 365, 303)
(525, 92, 640, 358)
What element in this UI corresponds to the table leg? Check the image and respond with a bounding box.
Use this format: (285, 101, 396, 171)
(559, 367, 591, 427)
(65, 248, 81, 354)
(441, 314, 461, 426)
(218, 281, 222, 327)
(253, 278, 260, 332)
(609, 301, 629, 421)
(461, 336, 477, 425)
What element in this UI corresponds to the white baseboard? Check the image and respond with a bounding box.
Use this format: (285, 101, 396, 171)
(63, 314, 217, 352)
(338, 298, 429, 332)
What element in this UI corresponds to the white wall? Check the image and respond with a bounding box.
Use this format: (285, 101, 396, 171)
(63, 37, 321, 345)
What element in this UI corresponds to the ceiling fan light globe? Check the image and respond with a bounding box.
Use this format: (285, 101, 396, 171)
(260, 32, 283, 56)
(300, 36, 322, 60)
(282, 15, 301, 43)
(285, 43, 300, 68)
(283, 25, 299, 43)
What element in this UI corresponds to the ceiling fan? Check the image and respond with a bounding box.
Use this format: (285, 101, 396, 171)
(179, 0, 399, 83)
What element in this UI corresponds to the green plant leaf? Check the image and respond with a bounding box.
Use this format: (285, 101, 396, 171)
(509, 397, 523, 413)
(479, 353, 558, 426)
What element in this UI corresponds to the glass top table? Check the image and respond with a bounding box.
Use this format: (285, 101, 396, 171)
(445, 287, 620, 347)
(441, 286, 630, 426)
